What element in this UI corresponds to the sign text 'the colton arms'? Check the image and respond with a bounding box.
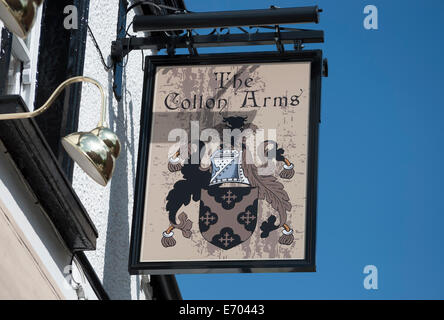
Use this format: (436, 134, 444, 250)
(164, 71, 305, 111)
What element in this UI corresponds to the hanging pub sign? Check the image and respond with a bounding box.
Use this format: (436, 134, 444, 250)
(129, 51, 322, 274)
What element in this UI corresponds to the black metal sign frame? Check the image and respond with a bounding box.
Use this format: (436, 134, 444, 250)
(129, 50, 322, 275)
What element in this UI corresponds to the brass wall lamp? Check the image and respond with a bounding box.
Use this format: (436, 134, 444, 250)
(0, 0, 42, 38)
(0, 1, 120, 186)
(0, 77, 121, 186)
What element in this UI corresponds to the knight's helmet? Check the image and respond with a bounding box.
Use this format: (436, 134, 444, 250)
(209, 149, 250, 186)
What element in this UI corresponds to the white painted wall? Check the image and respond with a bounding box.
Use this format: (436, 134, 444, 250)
(0, 140, 98, 300)
(72, 0, 152, 300)
(1, 1, 151, 300)
(1, 18, 98, 301)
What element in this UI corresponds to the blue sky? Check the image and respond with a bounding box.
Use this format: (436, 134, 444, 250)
(176, 0, 444, 299)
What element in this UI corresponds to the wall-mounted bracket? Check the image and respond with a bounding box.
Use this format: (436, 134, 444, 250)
(111, 28, 324, 63)
(132, 6, 321, 32)
(111, 5, 326, 99)
(185, 30, 198, 56)
(274, 25, 284, 54)
(112, 0, 128, 101)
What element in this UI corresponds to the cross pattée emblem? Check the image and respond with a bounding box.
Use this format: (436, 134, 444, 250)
(219, 232, 234, 247)
(200, 210, 216, 226)
(222, 190, 237, 204)
(240, 210, 256, 225)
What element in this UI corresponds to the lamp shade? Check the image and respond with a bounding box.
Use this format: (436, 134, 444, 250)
(62, 127, 121, 187)
(0, 76, 121, 186)
(0, 0, 42, 38)
(90, 126, 121, 159)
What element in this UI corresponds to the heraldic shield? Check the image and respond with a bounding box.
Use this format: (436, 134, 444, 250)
(199, 185, 259, 250)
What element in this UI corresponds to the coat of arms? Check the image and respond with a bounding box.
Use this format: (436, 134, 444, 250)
(160, 116, 296, 250)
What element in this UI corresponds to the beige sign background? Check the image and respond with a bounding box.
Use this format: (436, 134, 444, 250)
(140, 61, 312, 262)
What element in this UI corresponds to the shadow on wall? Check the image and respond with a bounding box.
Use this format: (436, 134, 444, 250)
(102, 65, 138, 299)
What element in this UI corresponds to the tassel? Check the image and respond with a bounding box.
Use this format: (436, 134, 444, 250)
(279, 225, 294, 245)
(279, 233, 294, 245)
(168, 155, 182, 173)
(279, 160, 295, 180)
(168, 162, 183, 173)
(160, 213, 193, 248)
(161, 228, 176, 248)
(161, 235, 176, 247)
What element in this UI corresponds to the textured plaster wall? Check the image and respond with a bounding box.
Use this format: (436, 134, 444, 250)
(72, 0, 150, 300)
(0, 141, 98, 300)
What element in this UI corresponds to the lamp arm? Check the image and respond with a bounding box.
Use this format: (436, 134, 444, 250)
(0, 76, 106, 127)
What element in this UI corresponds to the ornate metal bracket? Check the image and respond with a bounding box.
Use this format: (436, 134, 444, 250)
(111, 26, 324, 63)
(110, 5, 325, 100)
